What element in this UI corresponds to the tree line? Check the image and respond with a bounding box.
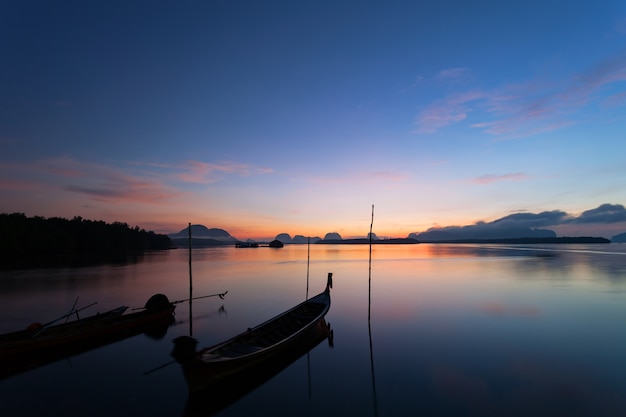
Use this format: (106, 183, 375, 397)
(0, 213, 172, 270)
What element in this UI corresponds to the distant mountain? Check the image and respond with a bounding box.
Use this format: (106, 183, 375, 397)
(611, 232, 626, 243)
(293, 235, 321, 243)
(169, 225, 238, 247)
(275, 233, 292, 243)
(323, 232, 342, 240)
(169, 225, 237, 241)
(274, 233, 321, 244)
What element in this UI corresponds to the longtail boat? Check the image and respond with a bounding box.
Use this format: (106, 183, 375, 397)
(0, 294, 175, 378)
(183, 318, 332, 416)
(172, 273, 333, 395)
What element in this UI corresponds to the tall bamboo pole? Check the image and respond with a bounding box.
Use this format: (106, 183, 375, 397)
(306, 236, 311, 300)
(188, 222, 193, 337)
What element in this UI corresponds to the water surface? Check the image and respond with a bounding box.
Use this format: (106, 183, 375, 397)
(1, 244, 626, 416)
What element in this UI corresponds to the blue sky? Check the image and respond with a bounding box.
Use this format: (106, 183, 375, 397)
(2, 1, 626, 239)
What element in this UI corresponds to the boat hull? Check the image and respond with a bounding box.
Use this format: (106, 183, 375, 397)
(174, 274, 333, 395)
(0, 301, 175, 379)
(181, 315, 331, 393)
(183, 318, 331, 416)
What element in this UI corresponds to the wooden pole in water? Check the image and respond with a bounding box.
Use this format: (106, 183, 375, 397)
(368, 204, 374, 319)
(368, 204, 379, 417)
(306, 236, 311, 300)
(188, 222, 193, 337)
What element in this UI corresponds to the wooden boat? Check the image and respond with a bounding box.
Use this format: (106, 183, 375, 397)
(172, 273, 333, 395)
(183, 318, 332, 416)
(0, 294, 175, 378)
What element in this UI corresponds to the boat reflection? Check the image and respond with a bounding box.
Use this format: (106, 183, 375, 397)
(0, 295, 176, 379)
(180, 318, 333, 416)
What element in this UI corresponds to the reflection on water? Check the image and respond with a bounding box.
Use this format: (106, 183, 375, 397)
(1, 244, 626, 416)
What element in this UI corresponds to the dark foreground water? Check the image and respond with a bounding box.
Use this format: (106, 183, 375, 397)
(1, 243, 626, 416)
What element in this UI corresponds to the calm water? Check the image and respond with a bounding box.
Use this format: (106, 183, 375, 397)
(2, 243, 626, 416)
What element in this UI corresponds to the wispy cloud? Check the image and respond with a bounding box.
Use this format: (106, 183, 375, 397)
(0, 178, 40, 190)
(403, 67, 469, 94)
(0, 157, 182, 204)
(307, 169, 409, 185)
(38, 157, 183, 203)
(177, 160, 273, 183)
(473, 172, 528, 184)
(414, 49, 626, 138)
(413, 90, 487, 134)
(436, 67, 470, 81)
(137, 159, 273, 184)
(63, 179, 177, 204)
(603, 90, 626, 107)
(0, 156, 275, 205)
(401, 75, 425, 93)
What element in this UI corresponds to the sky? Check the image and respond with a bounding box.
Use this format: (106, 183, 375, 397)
(2, 1, 626, 240)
